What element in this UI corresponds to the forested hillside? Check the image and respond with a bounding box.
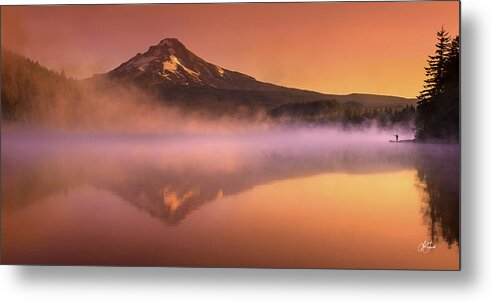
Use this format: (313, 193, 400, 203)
(1, 48, 80, 123)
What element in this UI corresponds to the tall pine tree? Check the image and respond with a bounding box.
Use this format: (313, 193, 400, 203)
(418, 27, 451, 103)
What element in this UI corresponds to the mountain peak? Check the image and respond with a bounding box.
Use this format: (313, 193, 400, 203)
(143, 37, 187, 57)
(154, 38, 186, 51)
(107, 38, 261, 90)
(158, 37, 183, 46)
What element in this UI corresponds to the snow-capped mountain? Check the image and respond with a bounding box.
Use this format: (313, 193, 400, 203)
(101, 38, 416, 110)
(107, 38, 272, 90)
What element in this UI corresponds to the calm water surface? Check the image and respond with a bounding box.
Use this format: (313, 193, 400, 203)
(1, 128, 459, 269)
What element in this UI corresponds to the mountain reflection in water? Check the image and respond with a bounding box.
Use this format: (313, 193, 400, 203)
(1, 128, 459, 268)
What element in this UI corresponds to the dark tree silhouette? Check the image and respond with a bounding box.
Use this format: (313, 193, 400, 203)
(416, 28, 460, 141)
(419, 27, 451, 101)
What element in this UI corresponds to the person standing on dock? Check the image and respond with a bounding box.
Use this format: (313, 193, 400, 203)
(394, 134, 399, 142)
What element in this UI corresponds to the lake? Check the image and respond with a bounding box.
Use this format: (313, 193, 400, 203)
(1, 127, 459, 269)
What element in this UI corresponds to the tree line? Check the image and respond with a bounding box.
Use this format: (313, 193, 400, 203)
(269, 99, 416, 128)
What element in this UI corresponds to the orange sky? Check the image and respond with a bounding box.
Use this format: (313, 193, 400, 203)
(1, 2, 459, 98)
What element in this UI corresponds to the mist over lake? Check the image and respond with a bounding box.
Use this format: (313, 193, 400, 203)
(1, 127, 459, 268)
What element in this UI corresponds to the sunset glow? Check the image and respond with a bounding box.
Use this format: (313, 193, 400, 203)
(1, 2, 458, 98)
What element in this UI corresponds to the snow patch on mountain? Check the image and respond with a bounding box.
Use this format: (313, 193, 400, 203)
(127, 54, 159, 71)
(162, 56, 178, 72)
(161, 55, 201, 81)
(216, 66, 225, 77)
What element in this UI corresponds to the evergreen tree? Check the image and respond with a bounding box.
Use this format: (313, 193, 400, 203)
(418, 27, 451, 103)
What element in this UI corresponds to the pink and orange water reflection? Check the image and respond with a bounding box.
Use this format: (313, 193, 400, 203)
(1, 129, 459, 269)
